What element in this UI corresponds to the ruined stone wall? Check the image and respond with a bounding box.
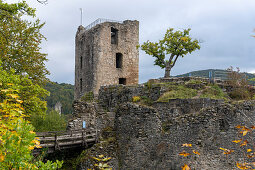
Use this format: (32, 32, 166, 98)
(75, 20, 139, 99)
(115, 101, 255, 169)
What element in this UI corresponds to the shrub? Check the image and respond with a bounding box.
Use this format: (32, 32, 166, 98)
(132, 96, 141, 102)
(200, 84, 227, 100)
(31, 109, 67, 132)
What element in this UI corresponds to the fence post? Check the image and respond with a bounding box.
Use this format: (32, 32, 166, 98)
(54, 133, 60, 151)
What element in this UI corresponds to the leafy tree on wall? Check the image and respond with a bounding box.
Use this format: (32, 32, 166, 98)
(140, 28, 200, 78)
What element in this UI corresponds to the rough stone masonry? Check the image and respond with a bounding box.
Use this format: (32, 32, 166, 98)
(74, 19, 139, 99)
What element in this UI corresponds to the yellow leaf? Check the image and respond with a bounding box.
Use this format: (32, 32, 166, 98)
(236, 162, 250, 169)
(99, 154, 104, 158)
(192, 150, 200, 155)
(92, 157, 101, 161)
(179, 151, 190, 157)
(182, 164, 190, 170)
(243, 131, 249, 136)
(28, 146, 34, 150)
(232, 139, 242, 143)
(247, 149, 252, 152)
(29, 131, 35, 134)
(182, 143, 192, 147)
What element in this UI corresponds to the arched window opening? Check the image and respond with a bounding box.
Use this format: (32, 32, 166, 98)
(111, 27, 118, 44)
(116, 53, 123, 68)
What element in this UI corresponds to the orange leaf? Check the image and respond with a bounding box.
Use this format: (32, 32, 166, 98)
(182, 164, 190, 170)
(192, 150, 200, 155)
(232, 139, 242, 143)
(240, 140, 248, 146)
(236, 125, 244, 129)
(182, 143, 192, 147)
(179, 151, 190, 157)
(250, 126, 255, 130)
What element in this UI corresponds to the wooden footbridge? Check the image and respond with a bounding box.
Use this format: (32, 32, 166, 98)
(34, 129, 98, 154)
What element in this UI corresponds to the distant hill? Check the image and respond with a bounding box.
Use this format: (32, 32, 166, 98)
(176, 69, 255, 84)
(44, 82, 74, 114)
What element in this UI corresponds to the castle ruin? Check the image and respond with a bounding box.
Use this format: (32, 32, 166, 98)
(74, 19, 139, 99)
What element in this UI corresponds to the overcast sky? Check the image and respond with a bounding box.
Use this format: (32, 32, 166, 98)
(26, 0, 255, 84)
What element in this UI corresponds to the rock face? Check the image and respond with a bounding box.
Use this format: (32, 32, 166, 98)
(74, 19, 139, 99)
(70, 78, 255, 169)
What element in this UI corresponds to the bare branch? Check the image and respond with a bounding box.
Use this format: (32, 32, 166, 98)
(37, 0, 48, 4)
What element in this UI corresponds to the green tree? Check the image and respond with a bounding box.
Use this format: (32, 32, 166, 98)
(0, 68, 62, 169)
(140, 28, 200, 78)
(0, 0, 49, 85)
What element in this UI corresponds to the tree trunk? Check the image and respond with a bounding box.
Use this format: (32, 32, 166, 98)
(164, 62, 171, 78)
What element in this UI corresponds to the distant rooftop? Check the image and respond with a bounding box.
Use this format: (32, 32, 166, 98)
(85, 18, 122, 30)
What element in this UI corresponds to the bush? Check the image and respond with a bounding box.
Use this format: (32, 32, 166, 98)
(157, 85, 197, 102)
(31, 109, 67, 132)
(200, 84, 227, 100)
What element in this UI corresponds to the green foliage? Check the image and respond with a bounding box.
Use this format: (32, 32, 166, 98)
(44, 82, 74, 114)
(0, 61, 49, 118)
(0, 0, 49, 85)
(227, 67, 251, 100)
(140, 28, 200, 77)
(200, 84, 227, 100)
(31, 109, 67, 132)
(0, 84, 63, 169)
(185, 79, 204, 85)
(157, 85, 197, 102)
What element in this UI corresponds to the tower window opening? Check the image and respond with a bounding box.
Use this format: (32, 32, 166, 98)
(80, 78, 83, 92)
(111, 27, 118, 44)
(116, 53, 123, 68)
(119, 78, 126, 85)
(80, 56, 83, 69)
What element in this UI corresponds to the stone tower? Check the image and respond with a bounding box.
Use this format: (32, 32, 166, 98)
(74, 19, 139, 99)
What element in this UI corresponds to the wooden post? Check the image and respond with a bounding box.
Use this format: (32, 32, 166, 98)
(54, 133, 60, 151)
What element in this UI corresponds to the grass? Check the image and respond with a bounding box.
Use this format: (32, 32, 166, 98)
(157, 85, 198, 102)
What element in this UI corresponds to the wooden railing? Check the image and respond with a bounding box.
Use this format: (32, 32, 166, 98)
(35, 129, 98, 153)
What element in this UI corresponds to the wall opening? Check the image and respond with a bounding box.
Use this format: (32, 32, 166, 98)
(116, 53, 123, 68)
(119, 78, 126, 85)
(80, 56, 83, 69)
(80, 78, 82, 92)
(111, 27, 118, 44)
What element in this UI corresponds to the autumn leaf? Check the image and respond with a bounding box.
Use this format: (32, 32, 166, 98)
(247, 149, 252, 152)
(240, 140, 248, 146)
(236, 125, 244, 129)
(192, 150, 200, 155)
(232, 139, 242, 143)
(0, 155, 4, 162)
(179, 151, 190, 157)
(182, 143, 192, 147)
(250, 126, 255, 130)
(182, 164, 190, 170)
(219, 147, 234, 155)
(236, 162, 251, 169)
